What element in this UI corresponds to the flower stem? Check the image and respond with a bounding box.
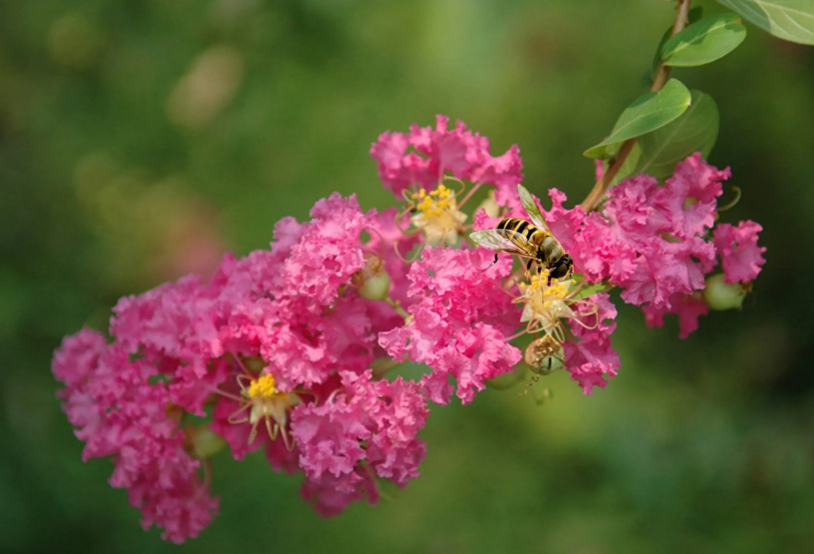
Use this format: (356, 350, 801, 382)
(580, 0, 692, 213)
(384, 296, 410, 320)
(457, 181, 483, 209)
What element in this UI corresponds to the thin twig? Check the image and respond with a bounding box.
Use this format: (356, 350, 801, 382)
(580, 0, 692, 213)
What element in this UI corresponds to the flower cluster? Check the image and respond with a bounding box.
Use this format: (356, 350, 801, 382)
(54, 194, 429, 540)
(520, 153, 765, 339)
(53, 116, 765, 541)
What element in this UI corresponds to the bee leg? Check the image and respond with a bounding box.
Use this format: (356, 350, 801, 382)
(526, 258, 534, 272)
(492, 253, 499, 265)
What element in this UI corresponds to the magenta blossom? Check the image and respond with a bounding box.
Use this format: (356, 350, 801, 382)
(53, 191, 428, 541)
(491, 153, 764, 338)
(52, 116, 766, 542)
(370, 114, 523, 201)
(379, 247, 521, 404)
(53, 329, 218, 543)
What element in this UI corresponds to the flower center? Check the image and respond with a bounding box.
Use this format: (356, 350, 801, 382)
(515, 270, 578, 340)
(413, 184, 455, 218)
(230, 372, 301, 449)
(247, 373, 279, 399)
(526, 272, 570, 308)
(406, 185, 467, 246)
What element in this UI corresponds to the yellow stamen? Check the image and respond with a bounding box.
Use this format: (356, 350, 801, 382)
(408, 185, 459, 219)
(405, 184, 467, 246)
(248, 374, 278, 398)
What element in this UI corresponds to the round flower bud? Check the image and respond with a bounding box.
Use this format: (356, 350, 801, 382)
(186, 425, 227, 459)
(703, 273, 746, 311)
(358, 269, 391, 301)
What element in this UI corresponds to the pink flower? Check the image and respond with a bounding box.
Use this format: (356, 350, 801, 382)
(641, 292, 710, 339)
(110, 275, 221, 381)
(714, 221, 766, 283)
(528, 158, 724, 310)
(291, 371, 428, 513)
(52, 331, 218, 542)
(370, 115, 523, 199)
(617, 237, 716, 308)
(301, 470, 378, 518)
(422, 323, 523, 404)
(281, 193, 374, 311)
(378, 247, 521, 404)
(562, 293, 620, 394)
(649, 153, 727, 239)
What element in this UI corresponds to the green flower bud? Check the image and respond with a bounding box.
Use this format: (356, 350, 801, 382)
(703, 273, 746, 311)
(187, 425, 227, 459)
(358, 269, 391, 301)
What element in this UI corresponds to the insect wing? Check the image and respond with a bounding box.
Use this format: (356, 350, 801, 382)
(470, 229, 534, 258)
(517, 184, 551, 233)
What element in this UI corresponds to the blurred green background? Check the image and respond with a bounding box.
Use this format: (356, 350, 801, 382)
(2, 0, 813, 552)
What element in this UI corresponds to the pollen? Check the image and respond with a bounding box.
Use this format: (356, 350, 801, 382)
(515, 270, 579, 340)
(406, 184, 467, 246)
(247, 373, 278, 398)
(528, 272, 569, 296)
(230, 371, 303, 450)
(412, 184, 455, 218)
(521, 271, 570, 310)
(524, 334, 563, 373)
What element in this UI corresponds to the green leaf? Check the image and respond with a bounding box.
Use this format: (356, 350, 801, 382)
(651, 7, 705, 76)
(605, 141, 643, 187)
(715, 0, 814, 45)
(584, 79, 692, 159)
(662, 14, 747, 67)
(634, 90, 720, 180)
(570, 280, 613, 302)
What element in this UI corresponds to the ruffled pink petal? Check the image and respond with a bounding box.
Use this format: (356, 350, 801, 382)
(714, 221, 766, 283)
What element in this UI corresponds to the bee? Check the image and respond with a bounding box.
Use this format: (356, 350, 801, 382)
(470, 184, 573, 280)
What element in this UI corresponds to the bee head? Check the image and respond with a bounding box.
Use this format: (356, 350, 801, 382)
(549, 255, 573, 280)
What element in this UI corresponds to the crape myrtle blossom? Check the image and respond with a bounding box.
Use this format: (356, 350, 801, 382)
(378, 247, 522, 404)
(478, 152, 765, 339)
(370, 114, 523, 202)
(52, 329, 219, 543)
(54, 193, 428, 540)
(53, 116, 765, 541)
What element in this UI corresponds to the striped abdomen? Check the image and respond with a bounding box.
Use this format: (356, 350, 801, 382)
(497, 217, 545, 246)
(496, 217, 565, 266)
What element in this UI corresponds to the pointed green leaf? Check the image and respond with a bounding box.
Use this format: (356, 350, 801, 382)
(651, 7, 705, 77)
(605, 141, 644, 187)
(715, 0, 814, 45)
(601, 91, 719, 185)
(584, 79, 692, 159)
(634, 90, 719, 179)
(570, 281, 613, 302)
(662, 14, 747, 67)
